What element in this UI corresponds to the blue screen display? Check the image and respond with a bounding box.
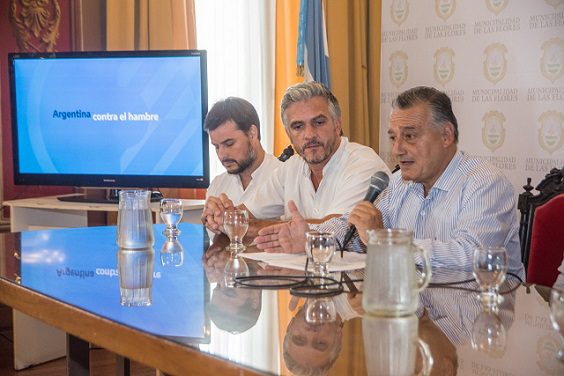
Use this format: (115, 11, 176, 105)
(10, 51, 208, 188)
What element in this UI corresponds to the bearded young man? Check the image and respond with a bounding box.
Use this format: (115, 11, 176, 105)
(202, 97, 281, 236)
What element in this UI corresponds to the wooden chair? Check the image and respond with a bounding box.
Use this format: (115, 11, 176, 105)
(518, 166, 564, 286)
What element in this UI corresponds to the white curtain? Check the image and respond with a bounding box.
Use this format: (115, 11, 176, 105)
(195, 0, 276, 181)
(195, 1, 279, 371)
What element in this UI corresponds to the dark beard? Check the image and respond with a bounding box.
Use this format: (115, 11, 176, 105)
(225, 146, 256, 175)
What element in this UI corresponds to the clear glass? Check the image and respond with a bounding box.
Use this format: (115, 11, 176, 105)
(549, 287, 564, 363)
(117, 190, 154, 249)
(117, 248, 154, 306)
(160, 198, 183, 238)
(305, 297, 337, 324)
(473, 246, 508, 306)
(223, 255, 250, 287)
(305, 231, 335, 276)
(471, 307, 507, 358)
(160, 237, 184, 267)
(223, 209, 249, 254)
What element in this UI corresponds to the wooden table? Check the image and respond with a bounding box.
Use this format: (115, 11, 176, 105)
(1, 224, 563, 375)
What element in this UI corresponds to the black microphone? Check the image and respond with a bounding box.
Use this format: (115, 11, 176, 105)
(278, 145, 294, 162)
(341, 171, 390, 251)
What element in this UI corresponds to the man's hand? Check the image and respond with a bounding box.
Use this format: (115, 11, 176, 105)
(348, 202, 383, 245)
(202, 234, 231, 283)
(255, 201, 308, 253)
(201, 193, 236, 234)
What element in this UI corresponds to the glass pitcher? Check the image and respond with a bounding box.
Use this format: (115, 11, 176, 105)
(363, 228, 431, 316)
(363, 314, 433, 376)
(117, 190, 154, 249)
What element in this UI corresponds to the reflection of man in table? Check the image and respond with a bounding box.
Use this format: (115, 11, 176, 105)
(283, 302, 343, 375)
(202, 236, 262, 334)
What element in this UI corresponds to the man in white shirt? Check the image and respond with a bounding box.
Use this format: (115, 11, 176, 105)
(203, 82, 389, 235)
(201, 97, 281, 236)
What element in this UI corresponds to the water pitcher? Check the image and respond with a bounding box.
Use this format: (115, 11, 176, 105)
(363, 314, 433, 376)
(117, 190, 154, 249)
(363, 228, 431, 316)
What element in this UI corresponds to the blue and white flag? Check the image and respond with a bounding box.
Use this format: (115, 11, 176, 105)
(296, 0, 331, 88)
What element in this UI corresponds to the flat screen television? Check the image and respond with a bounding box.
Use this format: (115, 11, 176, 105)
(8, 50, 209, 198)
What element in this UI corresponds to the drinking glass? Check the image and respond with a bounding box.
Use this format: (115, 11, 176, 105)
(160, 237, 184, 267)
(305, 297, 337, 324)
(305, 231, 336, 276)
(473, 246, 508, 305)
(223, 209, 249, 254)
(471, 308, 507, 358)
(223, 255, 250, 287)
(549, 287, 564, 363)
(160, 198, 183, 238)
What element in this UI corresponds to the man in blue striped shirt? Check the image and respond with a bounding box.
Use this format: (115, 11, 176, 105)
(255, 86, 525, 277)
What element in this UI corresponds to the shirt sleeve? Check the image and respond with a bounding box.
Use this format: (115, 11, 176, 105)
(315, 214, 367, 253)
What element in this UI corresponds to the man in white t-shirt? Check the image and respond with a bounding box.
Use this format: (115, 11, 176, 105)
(201, 97, 281, 237)
(203, 82, 389, 235)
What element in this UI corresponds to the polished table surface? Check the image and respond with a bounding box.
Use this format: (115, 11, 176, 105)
(0, 223, 563, 376)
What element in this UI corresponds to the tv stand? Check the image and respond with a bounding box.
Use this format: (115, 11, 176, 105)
(3, 194, 205, 232)
(56, 191, 164, 204)
(57, 194, 119, 204)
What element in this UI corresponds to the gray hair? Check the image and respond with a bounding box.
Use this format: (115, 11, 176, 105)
(392, 86, 459, 143)
(280, 81, 341, 128)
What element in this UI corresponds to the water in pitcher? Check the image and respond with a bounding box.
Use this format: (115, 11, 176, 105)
(363, 229, 431, 317)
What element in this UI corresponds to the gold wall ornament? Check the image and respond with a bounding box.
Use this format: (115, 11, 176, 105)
(10, 0, 61, 52)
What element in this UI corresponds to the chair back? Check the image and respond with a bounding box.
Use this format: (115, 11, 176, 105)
(518, 167, 564, 286)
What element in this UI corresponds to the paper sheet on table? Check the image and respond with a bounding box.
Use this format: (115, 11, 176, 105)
(241, 251, 366, 272)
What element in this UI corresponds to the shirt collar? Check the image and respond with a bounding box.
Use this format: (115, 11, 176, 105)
(404, 150, 463, 196)
(431, 150, 463, 193)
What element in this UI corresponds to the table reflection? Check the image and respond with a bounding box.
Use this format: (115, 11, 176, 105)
(159, 238, 184, 267)
(283, 299, 344, 375)
(202, 236, 262, 334)
(16, 224, 210, 343)
(117, 247, 154, 306)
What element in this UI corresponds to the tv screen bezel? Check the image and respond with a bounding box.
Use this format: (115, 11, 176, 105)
(8, 49, 209, 189)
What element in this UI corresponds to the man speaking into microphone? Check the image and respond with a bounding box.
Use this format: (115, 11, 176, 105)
(256, 86, 524, 277)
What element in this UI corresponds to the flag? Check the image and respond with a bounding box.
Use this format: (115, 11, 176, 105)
(296, 0, 331, 88)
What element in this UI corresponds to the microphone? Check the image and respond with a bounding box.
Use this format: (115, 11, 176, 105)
(278, 145, 294, 162)
(341, 171, 390, 251)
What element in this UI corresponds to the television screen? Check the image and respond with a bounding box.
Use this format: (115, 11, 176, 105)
(9, 50, 209, 190)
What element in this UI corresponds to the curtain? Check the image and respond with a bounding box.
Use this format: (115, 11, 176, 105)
(325, 0, 382, 151)
(195, 0, 276, 183)
(273, 0, 302, 156)
(194, 1, 279, 371)
(106, 0, 196, 51)
(273, 0, 383, 154)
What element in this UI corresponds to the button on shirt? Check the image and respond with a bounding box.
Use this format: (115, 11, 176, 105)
(244, 137, 390, 220)
(206, 153, 282, 205)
